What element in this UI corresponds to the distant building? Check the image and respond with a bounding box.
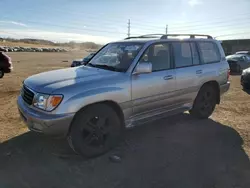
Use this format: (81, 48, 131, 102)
(221, 39, 250, 55)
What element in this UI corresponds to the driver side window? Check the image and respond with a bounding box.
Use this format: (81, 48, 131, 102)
(139, 43, 171, 72)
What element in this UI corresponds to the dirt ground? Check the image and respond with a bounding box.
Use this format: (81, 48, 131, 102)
(0, 52, 250, 188)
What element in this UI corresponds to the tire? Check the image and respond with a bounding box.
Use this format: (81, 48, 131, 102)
(67, 104, 123, 158)
(190, 85, 217, 119)
(0, 69, 4, 78)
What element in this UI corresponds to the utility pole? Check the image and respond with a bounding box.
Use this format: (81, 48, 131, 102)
(128, 19, 130, 37)
(166, 24, 168, 34)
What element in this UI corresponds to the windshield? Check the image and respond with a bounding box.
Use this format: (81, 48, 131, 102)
(85, 53, 95, 59)
(87, 43, 143, 72)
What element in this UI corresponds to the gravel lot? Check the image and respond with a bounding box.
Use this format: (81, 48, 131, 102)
(0, 52, 250, 188)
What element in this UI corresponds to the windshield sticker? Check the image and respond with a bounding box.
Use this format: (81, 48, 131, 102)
(125, 45, 140, 51)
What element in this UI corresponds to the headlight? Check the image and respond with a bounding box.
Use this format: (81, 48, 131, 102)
(33, 93, 63, 111)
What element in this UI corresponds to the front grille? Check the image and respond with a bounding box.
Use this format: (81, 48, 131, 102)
(21, 85, 34, 105)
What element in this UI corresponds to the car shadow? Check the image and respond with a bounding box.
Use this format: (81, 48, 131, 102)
(0, 113, 250, 188)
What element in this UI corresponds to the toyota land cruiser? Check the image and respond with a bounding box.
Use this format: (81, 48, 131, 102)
(17, 34, 230, 157)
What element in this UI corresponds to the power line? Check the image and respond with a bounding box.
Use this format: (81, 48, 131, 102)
(14, 7, 250, 29)
(215, 32, 250, 38)
(169, 22, 250, 33)
(0, 20, 127, 35)
(132, 16, 250, 30)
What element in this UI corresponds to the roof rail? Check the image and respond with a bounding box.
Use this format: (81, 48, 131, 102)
(160, 34, 213, 39)
(124, 34, 164, 40)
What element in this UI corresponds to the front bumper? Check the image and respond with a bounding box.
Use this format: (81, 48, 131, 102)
(3, 65, 13, 73)
(17, 95, 75, 136)
(241, 74, 250, 86)
(220, 81, 230, 95)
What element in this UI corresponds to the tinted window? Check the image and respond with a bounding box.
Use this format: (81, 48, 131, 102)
(198, 42, 220, 64)
(190, 43, 200, 65)
(172, 42, 192, 68)
(139, 43, 170, 71)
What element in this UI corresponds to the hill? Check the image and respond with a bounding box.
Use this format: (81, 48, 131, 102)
(0, 37, 102, 50)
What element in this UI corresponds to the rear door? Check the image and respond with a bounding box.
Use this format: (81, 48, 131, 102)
(197, 41, 228, 86)
(172, 42, 201, 107)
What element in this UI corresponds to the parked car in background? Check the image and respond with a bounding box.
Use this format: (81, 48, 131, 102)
(226, 54, 250, 73)
(241, 67, 250, 90)
(71, 52, 95, 67)
(236, 51, 250, 55)
(0, 51, 13, 78)
(17, 34, 230, 157)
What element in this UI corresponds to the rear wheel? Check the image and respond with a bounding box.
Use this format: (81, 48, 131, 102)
(190, 85, 217, 119)
(0, 69, 4, 78)
(67, 104, 123, 158)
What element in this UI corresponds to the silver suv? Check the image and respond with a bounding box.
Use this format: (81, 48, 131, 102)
(17, 34, 230, 157)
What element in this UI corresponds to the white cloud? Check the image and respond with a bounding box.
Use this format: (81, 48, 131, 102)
(0, 20, 27, 27)
(188, 0, 202, 6)
(10, 21, 27, 27)
(0, 29, 116, 44)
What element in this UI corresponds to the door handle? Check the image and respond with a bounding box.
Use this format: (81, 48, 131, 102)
(164, 75, 173, 80)
(196, 70, 203, 74)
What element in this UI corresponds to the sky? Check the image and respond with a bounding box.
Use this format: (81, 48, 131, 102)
(0, 0, 250, 44)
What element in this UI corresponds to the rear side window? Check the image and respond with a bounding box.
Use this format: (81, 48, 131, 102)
(172, 42, 193, 68)
(198, 42, 221, 64)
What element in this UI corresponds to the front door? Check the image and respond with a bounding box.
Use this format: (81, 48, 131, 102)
(131, 42, 176, 116)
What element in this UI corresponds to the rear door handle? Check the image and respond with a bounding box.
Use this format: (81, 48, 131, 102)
(164, 75, 173, 80)
(196, 70, 203, 74)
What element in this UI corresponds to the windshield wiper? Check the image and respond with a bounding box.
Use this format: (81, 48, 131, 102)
(87, 63, 125, 72)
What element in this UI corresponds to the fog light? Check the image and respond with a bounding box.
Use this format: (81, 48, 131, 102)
(32, 122, 44, 130)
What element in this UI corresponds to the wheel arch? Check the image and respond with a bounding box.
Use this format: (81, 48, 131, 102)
(199, 80, 220, 104)
(67, 100, 125, 134)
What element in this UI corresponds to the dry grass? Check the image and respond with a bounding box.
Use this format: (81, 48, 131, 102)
(0, 51, 87, 142)
(0, 52, 250, 187)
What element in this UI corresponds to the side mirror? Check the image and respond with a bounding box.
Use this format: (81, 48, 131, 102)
(133, 62, 152, 75)
(83, 58, 90, 63)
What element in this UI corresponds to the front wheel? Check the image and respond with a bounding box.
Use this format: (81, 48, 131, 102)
(189, 85, 217, 119)
(67, 104, 123, 158)
(0, 70, 4, 78)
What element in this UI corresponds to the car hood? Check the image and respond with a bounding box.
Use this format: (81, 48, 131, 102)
(24, 66, 120, 93)
(243, 67, 250, 73)
(226, 58, 238, 62)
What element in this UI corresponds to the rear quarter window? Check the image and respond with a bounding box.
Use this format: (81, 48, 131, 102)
(198, 41, 221, 64)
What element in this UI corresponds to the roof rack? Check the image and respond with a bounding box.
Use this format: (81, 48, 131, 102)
(124, 34, 213, 40)
(160, 34, 213, 39)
